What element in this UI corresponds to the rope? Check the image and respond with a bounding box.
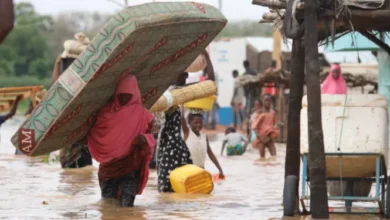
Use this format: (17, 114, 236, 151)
(337, 93, 348, 196)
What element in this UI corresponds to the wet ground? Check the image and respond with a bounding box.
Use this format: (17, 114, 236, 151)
(0, 117, 386, 219)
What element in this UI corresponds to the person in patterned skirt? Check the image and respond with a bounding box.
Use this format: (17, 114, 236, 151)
(157, 72, 193, 192)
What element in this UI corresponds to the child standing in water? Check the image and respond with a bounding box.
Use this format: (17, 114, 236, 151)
(181, 107, 224, 178)
(221, 127, 248, 156)
(252, 95, 279, 162)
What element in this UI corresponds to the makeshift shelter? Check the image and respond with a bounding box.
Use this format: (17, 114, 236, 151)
(253, 0, 390, 218)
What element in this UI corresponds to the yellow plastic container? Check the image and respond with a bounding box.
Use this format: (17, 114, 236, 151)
(184, 95, 216, 111)
(169, 164, 214, 194)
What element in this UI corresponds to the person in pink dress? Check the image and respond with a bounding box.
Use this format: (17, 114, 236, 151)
(321, 63, 347, 94)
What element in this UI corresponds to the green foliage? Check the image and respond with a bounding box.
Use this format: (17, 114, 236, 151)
(0, 3, 271, 88)
(0, 76, 51, 88)
(0, 3, 54, 78)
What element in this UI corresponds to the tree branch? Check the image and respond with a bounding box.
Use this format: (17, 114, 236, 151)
(106, 0, 125, 8)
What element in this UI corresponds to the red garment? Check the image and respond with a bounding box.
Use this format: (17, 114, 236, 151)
(321, 64, 347, 94)
(199, 75, 207, 81)
(87, 75, 155, 194)
(264, 83, 279, 96)
(263, 68, 279, 96)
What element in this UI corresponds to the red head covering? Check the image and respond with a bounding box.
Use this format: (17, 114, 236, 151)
(87, 75, 155, 194)
(321, 64, 347, 94)
(88, 75, 155, 162)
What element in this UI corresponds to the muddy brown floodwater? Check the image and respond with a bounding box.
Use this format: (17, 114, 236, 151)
(0, 117, 386, 219)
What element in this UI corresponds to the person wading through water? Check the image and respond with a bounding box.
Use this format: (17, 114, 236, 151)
(157, 72, 193, 192)
(86, 75, 155, 207)
(182, 107, 224, 178)
(1, 96, 22, 154)
(231, 70, 245, 130)
(51, 55, 93, 168)
(252, 95, 279, 163)
(157, 50, 214, 192)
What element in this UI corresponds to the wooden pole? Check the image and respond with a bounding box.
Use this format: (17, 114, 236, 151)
(304, 0, 329, 217)
(283, 39, 305, 213)
(273, 30, 282, 69)
(273, 29, 284, 141)
(0, 0, 14, 44)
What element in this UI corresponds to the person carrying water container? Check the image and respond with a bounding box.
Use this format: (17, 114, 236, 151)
(181, 107, 224, 178)
(157, 72, 193, 193)
(86, 75, 155, 207)
(221, 127, 248, 156)
(252, 94, 279, 162)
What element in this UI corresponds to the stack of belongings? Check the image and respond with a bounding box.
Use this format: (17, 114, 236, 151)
(61, 32, 90, 59)
(10, 1, 227, 158)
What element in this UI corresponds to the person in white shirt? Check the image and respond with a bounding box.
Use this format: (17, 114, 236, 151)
(231, 70, 245, 130)
(181, 107, 224, 178)
(221, 127, 248, 156)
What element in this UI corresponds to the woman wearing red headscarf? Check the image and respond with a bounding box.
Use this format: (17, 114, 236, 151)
(321, 64, 347, 94)
(87, 75, 155, 207)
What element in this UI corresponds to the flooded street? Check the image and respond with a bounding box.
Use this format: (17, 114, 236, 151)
(0, 117, 386, 220)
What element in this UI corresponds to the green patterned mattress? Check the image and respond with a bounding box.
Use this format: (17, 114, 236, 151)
(11, 2, 227, 156)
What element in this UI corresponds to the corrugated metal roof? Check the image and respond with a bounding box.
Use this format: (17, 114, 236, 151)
(324, 32, 390, 52)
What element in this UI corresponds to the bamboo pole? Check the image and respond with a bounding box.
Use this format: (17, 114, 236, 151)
(304, 0, 329, 217)
(283, 39, 305, 216)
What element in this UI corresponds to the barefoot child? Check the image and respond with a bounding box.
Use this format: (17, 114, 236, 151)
(252, 95, 279, 162)
(221, 127, 248, 156)
(181, 107, 224, 178)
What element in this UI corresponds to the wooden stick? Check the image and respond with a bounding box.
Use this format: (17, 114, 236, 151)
(252, 0, 286, 8)
(284, 39, 305, 211)
(259, 19, 274, 23)
(359, 31, 390, 56)
(253, 0, 304, 9)
(263, 12, 283, 20)
(304, 0, 329, 217)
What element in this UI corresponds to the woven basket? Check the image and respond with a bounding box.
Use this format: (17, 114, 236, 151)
(149, 80, 217, 113)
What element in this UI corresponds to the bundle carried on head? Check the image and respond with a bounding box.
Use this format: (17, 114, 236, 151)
(61, 32, 91, 58)
(149, 80, 217, 113)
(188, 108, 204, 115)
